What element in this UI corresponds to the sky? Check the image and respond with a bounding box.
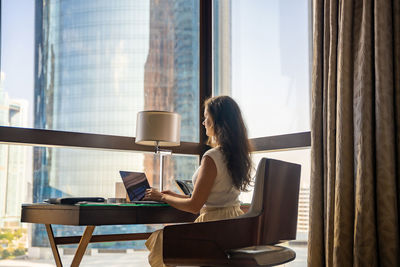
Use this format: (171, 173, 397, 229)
(231, 0, 311, 138)
(1, 0, 35, 126)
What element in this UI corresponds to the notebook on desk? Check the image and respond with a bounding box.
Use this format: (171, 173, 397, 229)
(119, 171, 160, 204)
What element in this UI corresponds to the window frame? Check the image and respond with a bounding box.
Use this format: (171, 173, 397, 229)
(0, 0, 311, 159)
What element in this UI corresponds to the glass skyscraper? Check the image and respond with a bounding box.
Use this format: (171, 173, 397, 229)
(143, 0, 199, 187)
(33, 0, 199, 248)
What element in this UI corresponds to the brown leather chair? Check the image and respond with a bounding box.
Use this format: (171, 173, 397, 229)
(163, 158, 301, 266)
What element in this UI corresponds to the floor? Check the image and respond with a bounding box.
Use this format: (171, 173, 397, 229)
(0, 244, 307, 267)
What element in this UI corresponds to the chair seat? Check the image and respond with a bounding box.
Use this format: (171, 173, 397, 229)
(226, 245, 296, 266)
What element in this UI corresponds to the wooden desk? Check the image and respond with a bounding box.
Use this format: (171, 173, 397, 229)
(21, 203, 197, 267)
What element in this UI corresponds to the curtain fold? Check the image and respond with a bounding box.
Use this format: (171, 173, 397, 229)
(374, 2, 399, 266)
(395, 2, 400, 251)
(309, 0, 400, 266)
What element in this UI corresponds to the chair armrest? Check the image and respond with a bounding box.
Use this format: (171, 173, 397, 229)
(163, 216, 259, 265)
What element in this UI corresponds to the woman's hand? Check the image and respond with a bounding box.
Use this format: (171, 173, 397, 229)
(143, 188, 164, 202)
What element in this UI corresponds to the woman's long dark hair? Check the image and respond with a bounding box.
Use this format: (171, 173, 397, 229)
(205, 96, 253, 191)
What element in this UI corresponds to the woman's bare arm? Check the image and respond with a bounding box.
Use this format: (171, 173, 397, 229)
(144, 155, 216, 214)
(161, 190, 189, 199)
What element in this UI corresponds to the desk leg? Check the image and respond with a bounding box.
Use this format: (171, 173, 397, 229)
(45, 224, 63, 267)
(71, 225, 95, 267)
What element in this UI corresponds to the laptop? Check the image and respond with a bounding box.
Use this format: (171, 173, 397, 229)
(119, 171, 160, 204)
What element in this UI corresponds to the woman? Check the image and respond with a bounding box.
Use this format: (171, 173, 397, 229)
(144, 95, 253, 267)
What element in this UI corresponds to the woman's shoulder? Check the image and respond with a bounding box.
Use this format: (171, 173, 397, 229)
(203, 147, 224, 162)
(204, 146, 221, 155)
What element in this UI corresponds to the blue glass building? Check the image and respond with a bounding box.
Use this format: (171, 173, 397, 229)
(33, 0, 199, 248)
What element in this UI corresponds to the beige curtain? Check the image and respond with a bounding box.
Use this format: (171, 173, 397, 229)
(309, 0, 400, 266)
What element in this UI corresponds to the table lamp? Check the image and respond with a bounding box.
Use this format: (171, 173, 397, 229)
(135, 111, 181, 191)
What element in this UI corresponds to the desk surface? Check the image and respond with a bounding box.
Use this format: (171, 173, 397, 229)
(21, 203, 198, 226)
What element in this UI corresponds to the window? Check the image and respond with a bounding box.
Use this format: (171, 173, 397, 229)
(2, 0, 200, 142)
(0, 0, 311, 265)
(0, 143, 198, 249)
(213, 0, 311, 137)
(0, 0, 202, 261)
(213, 0, 311, 265)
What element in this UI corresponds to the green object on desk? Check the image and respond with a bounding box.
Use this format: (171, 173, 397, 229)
(127, 203, 170, 206)
(78, 203, 170, 207)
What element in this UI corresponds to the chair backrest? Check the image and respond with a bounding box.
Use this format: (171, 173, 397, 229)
(240, 158, 301, 245)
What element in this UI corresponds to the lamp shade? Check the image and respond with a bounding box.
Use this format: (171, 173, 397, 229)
(135, 111, 181, 147)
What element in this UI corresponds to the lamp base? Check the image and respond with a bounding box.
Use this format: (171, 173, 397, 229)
(157, 147, 172, 191)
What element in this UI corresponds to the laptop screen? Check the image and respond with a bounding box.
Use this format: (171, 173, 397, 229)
(119, 171, 151, 201)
